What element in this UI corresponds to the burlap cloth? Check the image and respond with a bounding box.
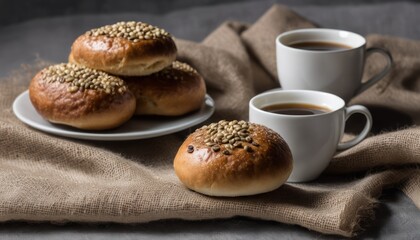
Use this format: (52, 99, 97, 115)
(0, 5, 419, 237)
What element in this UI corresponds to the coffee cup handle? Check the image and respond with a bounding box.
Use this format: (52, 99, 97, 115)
(355, 47, 393, 95)
(337, 105, 372, 151)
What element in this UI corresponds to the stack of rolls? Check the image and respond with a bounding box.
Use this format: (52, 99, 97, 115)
(29, 21, 207, 130)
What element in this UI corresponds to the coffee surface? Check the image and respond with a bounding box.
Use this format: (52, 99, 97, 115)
(261, 103, 331, 115)
(288, 41, 352, 51)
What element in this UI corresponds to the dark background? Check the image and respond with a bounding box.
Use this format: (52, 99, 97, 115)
(1, 0, 418, 26)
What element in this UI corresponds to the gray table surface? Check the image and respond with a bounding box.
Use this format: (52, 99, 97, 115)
(0, 1, 419, 239)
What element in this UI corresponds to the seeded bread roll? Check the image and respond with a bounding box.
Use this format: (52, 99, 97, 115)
(29, 63, 136, 130)
(124, 61, 206, 116)
(69, 21, 177, 76)
(174, 121, 293, 197)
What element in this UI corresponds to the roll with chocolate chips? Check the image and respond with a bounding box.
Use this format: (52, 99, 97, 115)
(174, 120, 293, 197)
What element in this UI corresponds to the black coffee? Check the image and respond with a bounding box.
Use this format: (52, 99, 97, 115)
(261, 103, 331, 115)
(288, 41, 352, 51)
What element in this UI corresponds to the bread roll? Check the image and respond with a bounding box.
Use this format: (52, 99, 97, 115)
(29, 63, 136, 130)
(124, 61, 206, 116)
(174, 120, 293, 197)
(69, 21, 177, 76)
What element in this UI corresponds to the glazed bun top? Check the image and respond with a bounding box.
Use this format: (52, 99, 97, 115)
(124, 61, 207, 116)
(69, 21, 177, 76)
(28, 63, 136, 130)
(85, 21, 172, 42)
(38, 63, 128, 94)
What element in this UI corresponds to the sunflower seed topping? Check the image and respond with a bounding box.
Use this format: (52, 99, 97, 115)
(154, 61, 199, 80)
(43, 63, 127, 94)
(195, 120, 259, 155)
(86, 21, 170, 41)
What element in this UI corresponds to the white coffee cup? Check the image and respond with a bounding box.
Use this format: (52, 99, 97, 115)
(276, 28, 393, 102)
(249, 90, 372, 182)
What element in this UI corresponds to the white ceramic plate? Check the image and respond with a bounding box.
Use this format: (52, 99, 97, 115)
(13, 90, 215, 141)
